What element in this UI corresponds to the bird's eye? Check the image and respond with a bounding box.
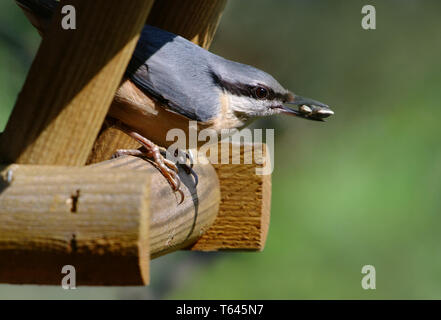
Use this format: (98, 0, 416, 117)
(253, 86, 269, 99)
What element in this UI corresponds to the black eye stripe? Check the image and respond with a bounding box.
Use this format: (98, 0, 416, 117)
(211, 71, 290, 102)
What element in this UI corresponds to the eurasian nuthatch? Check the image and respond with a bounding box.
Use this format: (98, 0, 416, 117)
(16, 0, 334, 198)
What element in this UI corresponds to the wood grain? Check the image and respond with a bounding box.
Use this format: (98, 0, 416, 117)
(0, 164, 150, 285)
(0, 155, 220, 285)
(86, 0, 227, 164)
(0, 0, 154, 165)
(90, 155, 220, 259)
(92, 141, 272, 254)
(86, 120, 139, 165)
(190, 142, 272, 251)
(146, 0, 227, 48)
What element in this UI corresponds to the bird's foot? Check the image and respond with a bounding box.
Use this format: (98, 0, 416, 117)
(113, 147, 184, 203)
(113, 129, 185, 203)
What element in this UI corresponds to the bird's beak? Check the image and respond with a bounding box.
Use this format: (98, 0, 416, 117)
(281, 95, 334, 121)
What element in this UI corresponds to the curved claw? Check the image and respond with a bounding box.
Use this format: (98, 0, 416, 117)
(116, 126, 186, 203)
(155, 160, 181, 192)
(163, 158, 179, 173)
(165, 171, 184, 204)
(176, 188, 185, 205)
(170, 170, 181, 192)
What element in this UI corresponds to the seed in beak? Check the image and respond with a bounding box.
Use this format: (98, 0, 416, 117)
(315, 109, 334, 118)
(299, 105, 312, 114)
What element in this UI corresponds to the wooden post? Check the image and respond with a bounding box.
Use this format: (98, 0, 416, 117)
(0, 0, 154, 165)
(86, 0, 228, 164)
(0, 164, 151, 285)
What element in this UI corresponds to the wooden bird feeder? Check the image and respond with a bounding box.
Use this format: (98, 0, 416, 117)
(0, 0, 271, 285)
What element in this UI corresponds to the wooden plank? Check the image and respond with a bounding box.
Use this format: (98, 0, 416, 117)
(86, 0, 228, 164)
(0, 0, 154, 165)
(0, 164, 150, 285)
(190, 142, 272, 251)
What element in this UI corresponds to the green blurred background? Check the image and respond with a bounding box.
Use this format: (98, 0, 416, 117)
(1, 0, 441, 299)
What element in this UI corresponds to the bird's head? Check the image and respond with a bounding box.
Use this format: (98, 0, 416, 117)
(212, 61, 334, 122)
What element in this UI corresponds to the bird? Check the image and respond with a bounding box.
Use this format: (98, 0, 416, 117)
(15, 0, 334, 200)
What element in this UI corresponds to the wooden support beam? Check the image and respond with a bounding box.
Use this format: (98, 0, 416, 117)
(86, 0, 228, 164)
(146, 0, 227, 48)
(0, 0, 154, 165)
(190, 142, 272, 251)
(0, 164, 151, 285)
(0, 141, 270, 285)
(90, 138, 272, 253)
(91, 142, 272, 255)
(0, 155, 220, 285)
(90, 156, 220, 259)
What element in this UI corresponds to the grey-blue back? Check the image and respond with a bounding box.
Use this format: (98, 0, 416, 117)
(126, 25, 222, 122)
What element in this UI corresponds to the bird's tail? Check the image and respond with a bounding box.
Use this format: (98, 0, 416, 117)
(15, 0, 57, 36)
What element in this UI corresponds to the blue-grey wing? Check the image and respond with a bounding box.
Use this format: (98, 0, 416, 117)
(125, 25, 221, 123)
